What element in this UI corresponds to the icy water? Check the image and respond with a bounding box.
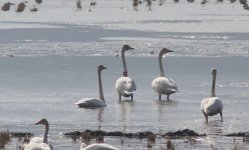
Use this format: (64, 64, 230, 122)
(0, 56, 249, 149)
(1, 24, 249, 57)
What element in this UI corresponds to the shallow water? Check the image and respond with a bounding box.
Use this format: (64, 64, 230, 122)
(0, 56, 248, 149)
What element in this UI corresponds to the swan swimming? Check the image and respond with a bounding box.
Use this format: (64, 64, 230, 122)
(115, 45, 136, 101)
(23, 118, 53, 150)
(75, 65, 107, 108)
(201, 68, 223, 123)
(151, 48, 179, 100)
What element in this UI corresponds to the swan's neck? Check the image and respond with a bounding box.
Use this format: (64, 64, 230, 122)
(211, 73, 216, 97)
(98, 68, 105, 102)
(159, 51, 165, 77)
(122, 50, 128, 77)
(43, 122, 49, 143)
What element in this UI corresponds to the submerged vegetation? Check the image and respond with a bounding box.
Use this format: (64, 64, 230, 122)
(16, 2, 26, 12)
(0, 130, 11, 149)
(64, 128, 206, 139)
(1, 2, 12, 11)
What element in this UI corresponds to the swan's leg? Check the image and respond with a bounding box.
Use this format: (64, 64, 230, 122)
(220, 112, 223, 122)
(131, 94, 133, 101)
(159, 95, 161, 100)
(167, 95, 170, 101)
(119, 94, 121, 101)
(204, 114, 208, 123)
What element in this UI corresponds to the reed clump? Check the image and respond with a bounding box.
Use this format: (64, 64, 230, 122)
(16, 2, 26, 12)
(81, 130, 92, 145)
(166, 139, 175, 150)
(76, 0, 82, 10)
(1, 2, 12, 11)
(36, 0, 42, 4)
(0, 130, 11, 149)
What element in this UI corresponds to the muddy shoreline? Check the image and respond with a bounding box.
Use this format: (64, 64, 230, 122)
(9, 129, 249, 139)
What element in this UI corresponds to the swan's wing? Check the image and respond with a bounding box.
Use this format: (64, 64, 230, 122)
(116, 77, 136, 94)
(75, 98, 106, 108)
(152, 77, 179, 94)
(201, 97, 223, 116)
(83, 143, 119, 150)
(125, 77, 136, 93)
(24, 142, 51, 150)
(29, 137, 43, 144)
(168, 78, 179, 92)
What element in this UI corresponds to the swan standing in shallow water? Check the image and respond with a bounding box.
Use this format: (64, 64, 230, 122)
(115, 45, 136, 101)
(81, 143, 119, 150)
(75, 65, 107, 108)
(23, 118, 53, 150)
(151, 48, 179, 100)
(201, 68, 223, 123)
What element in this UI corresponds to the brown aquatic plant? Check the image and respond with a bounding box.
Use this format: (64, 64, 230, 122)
(147, 134, 156, 144)
(35, 0, 42, 4)
(96, 135, 104, 143)
(133, 0, 139, 11)
(16, 2, 26, 12)
(1, 2, 12, 11)
(0, 130, 11, 149)
(90, 1, 96, 6)
(146, 0, 152, 10)
(76, 0, 82, 10)
(30, 7, 38, 12)
(166, 139, 175, 150)
(81, 130, 92, 145)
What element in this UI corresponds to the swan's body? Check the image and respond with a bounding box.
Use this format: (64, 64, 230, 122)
(24, 142, 51, 150)
(116, 77, 136, 97)
(151, 48, 179, 100)
(75, 98, 106, 107)
(115, 45, 136, 101)
(81, 143, 119, 150)
(75, 65, 107, 108)
(24, 118, 53, 150)
(201, 68, 223, 123)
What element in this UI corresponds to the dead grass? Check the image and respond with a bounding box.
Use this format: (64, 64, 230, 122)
(36, 0, 42, 4)
(16, 2, 26, 12)
(1, 2, 11, 11)
(80, 130, 92, 145)
(166, 139, 175, 150)
(76, 0, 82, 10)
(0, 130, 11, 149)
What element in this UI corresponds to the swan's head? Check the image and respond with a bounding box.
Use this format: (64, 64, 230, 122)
(160, 48, 174, 54)
(122, 45, 134, 52)
(210, 68, 217, 75)
(35, 118, 48, 125)
(98, 65, 107, 71)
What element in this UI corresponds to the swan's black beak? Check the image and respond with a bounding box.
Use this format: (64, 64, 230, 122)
(129, 47, 134, 50)
(168, 49, 174, 52)
(35, 120, 42, 125)
(34, 118, 47, 125)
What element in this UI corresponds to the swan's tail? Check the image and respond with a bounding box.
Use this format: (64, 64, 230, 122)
(124, 91, 135, 95)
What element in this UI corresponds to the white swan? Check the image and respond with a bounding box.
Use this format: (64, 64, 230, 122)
(151, 48, 179, 100)
(201, 68, 223, 123)
(24, 118, 53, 150)
(115, 45, 136, 101)
(81, 143, 119, 150)
(75, 65, 107, 108)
